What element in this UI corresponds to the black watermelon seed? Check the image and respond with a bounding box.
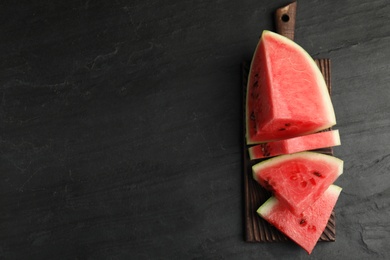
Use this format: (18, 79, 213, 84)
(299, 218, 307, 226)
(250, 112, 255, 121)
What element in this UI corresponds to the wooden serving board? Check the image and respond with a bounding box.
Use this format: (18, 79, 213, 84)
(242, 58, 336, 242)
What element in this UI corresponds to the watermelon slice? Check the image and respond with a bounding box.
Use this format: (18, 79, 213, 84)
(257, 185, 342, 254)
(252, 152, 343, 214)
(249, 129, 341, 160)
(246, 30, 336, 144)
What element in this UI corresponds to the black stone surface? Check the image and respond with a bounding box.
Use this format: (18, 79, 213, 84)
(1, 0, 389, 259)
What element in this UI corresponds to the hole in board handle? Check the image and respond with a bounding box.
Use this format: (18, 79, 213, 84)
(281, 14, 290, 22)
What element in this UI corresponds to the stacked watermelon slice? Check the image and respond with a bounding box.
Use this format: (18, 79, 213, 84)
(246, 31, 343, 254)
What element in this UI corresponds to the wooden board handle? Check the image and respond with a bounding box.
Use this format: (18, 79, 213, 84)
(275, 1, 297, 40)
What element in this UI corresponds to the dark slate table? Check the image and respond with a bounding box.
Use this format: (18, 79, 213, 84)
(1, 1, 389, 259)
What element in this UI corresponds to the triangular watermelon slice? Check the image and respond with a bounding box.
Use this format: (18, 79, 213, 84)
(246, 30, 336, 144)
(257, 185, 342, 254)
(249, 129, 341, 160)
(252, 152, 343, 215)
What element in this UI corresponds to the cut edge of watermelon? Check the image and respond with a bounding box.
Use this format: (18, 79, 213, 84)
(248, 129, 341, 160)
(252, 152, 343, 215)
(263, 30, 337, 128)
(245, 33, 268, 145)
(284, 129, 341, 155)
(252, 151, 344, 183)
(257, 184, 343, 254)
(245, 30, 337, 145)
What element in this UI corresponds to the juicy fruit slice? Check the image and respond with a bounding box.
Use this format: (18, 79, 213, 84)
(249, 129, 341, 160)
(257, 185, 342, 254)
(252, 152, 343, 214)
(246, 30, 336, 144)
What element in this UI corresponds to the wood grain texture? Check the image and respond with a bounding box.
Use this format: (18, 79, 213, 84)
(242, 59, 336, 242)
(275, 1, 297, 40)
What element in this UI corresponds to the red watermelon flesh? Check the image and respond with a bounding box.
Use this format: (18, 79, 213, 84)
(246, 31, 336, 144)
(252, 152, 343, 215)
(257, 184, 342, 254)
(249, 129, 340, 160)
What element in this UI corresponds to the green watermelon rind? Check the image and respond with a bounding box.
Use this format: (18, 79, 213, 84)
(256, 196, 278, 217)
(246, 30, 337, 144)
